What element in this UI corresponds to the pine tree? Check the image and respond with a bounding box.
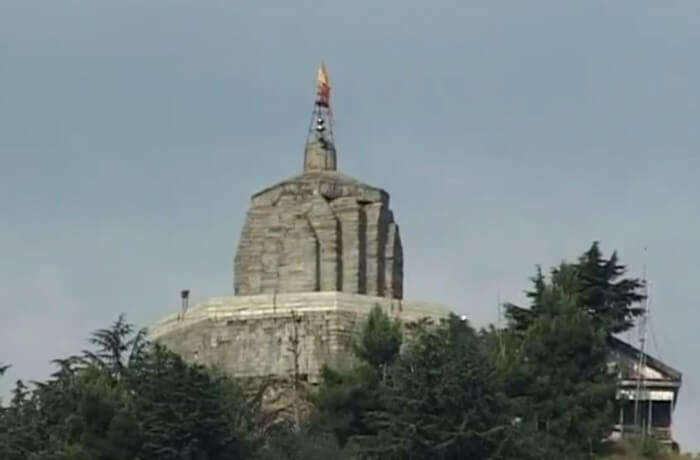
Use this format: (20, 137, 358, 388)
(353, 305, 402, 379)
(0, 316, 257, 459)
(576, 242, 645, 334)
(313, 305, 399, 447)
(82, 313, 147, 379)
(255, 427, 352, 460)
(506, 242, 645, 335)
(313, 363, 382, 448)
(131, 343, 252, 459)
(500, 287, 617, 458)
(359, 316, 516, 460)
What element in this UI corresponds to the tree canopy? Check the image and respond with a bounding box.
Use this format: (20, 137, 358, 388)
(506, 242, 645, 335)
(0, 318, 254, 460)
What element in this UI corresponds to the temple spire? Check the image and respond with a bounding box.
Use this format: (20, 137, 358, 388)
(304, 61, 337, 172)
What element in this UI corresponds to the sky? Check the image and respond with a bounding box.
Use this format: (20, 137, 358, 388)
(1, 0, 698, 451)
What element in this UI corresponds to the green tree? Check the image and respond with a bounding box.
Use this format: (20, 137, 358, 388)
(575, 242, 645, 334)
(130, 343, 253, 459)
(313, 363, 382, 448)
(255, 427, 352, 460)
(507, 242, 645, 336)
(0, 345, 139, 458)
(358, 316, 517, 460)
(0, 315, 258, 460)
(313, 305, 400, 447)
(353, 305, 402, 377)
(499, 285, 617, 459)
(0, 378, 41, 459)
(82, 313, 147, 379)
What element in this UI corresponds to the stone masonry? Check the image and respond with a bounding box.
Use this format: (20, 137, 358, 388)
(151, 292, 449, 383)
(234, 170, 404, 299)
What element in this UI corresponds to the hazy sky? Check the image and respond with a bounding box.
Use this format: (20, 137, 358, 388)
(1, 0, 698, 450)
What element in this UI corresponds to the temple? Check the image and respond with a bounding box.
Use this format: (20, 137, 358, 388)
(151, 64, 447, 383)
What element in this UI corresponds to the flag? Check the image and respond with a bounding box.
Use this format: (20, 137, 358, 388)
(316, 62, 331, 107)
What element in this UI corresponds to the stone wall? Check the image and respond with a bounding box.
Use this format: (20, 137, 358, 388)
(151, 292, 449, 383)
(234, 171, 404, 299)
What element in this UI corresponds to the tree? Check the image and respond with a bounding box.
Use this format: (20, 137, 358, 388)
(506, 242, 645, 335)
(358, 316, 517, 460)
(82, 313, 147, 379)
(130, 343, 253, 459)
(576, 242, 645, 334)
(352, 305, 402, 377)
(497, 243, 635, 458)
(499, 285, 617, 459)
(313, 363, 382, 448)
(313, 306, 400, 447)
(255, 427, 352, 460)
(0, 315, 257, 460)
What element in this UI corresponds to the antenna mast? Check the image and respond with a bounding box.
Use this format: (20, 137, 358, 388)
(633, 249, 649, 435)
(497, 290, 505, 359)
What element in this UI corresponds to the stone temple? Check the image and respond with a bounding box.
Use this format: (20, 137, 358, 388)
(151, 64, 449, 383)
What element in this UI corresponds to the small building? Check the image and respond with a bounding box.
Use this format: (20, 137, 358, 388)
(610, 337, 682, 447)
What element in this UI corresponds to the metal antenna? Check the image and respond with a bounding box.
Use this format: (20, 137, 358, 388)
(497, 290, 502, 328)
(497, 290, 505, 359)
(633, 248, 649, 435)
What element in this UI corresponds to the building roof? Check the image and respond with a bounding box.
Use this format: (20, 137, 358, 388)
(609, 336, 682, 383)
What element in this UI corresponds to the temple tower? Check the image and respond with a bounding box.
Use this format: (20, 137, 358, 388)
(234, 63, 404, 299)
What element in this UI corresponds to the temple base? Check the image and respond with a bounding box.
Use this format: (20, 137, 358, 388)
(151, 291, 449, 383)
